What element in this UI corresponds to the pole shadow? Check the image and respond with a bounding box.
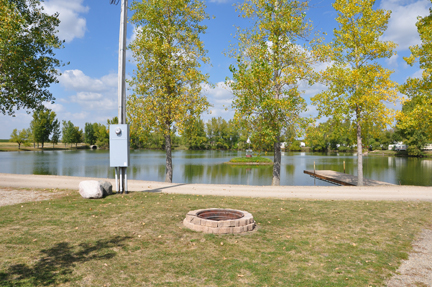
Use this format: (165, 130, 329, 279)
(138, 183, 188, 193)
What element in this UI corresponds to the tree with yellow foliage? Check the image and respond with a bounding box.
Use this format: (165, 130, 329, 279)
(227, 0, 316, 186)
(397, 1, 432, 153)
(128, 0, 211, 183)
(311, 0, 399, 185)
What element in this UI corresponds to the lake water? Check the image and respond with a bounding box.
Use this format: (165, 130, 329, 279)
(0, 150, 431, 186)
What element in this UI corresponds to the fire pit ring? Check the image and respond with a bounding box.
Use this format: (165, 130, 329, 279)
(183, 208, 255, 234)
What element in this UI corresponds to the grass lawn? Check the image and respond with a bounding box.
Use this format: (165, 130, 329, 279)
(227, 156, 273, 165)
(1, 190, 431, 286)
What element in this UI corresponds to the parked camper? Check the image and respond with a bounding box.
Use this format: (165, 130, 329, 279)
(423, 144, 432, 150)
(389, 142, 407, 151)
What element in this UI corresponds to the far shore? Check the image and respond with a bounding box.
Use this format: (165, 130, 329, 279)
(3, 140, 432, 158)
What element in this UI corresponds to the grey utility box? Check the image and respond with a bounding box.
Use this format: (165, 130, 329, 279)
(109, 124, 130, 167)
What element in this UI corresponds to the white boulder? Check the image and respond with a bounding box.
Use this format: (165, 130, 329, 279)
(79, 180, 112, 199)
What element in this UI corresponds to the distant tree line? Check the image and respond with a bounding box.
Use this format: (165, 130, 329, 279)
(304, 117, 424, 156)
(9, 108, 85, 149)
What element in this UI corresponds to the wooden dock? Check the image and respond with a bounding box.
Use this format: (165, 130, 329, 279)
(304, 170, 395, 186)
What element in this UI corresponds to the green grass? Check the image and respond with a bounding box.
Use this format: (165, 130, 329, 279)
(227, 156, 273, 165)
(1, 190, 431, 286)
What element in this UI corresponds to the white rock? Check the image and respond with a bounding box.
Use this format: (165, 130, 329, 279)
(78, 180, 104, 199)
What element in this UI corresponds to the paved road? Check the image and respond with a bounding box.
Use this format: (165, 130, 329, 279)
(1, 173, 431, 201)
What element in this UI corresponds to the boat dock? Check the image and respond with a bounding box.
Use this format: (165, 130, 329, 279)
(304, 170, 395, 186)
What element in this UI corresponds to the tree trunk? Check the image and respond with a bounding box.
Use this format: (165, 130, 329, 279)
(272, 136, 281, 186)
(18, 143, 20, 149)
(356, 110, 363, 186)
(41, 142, 44, 149)
(164, 132, 173, 183)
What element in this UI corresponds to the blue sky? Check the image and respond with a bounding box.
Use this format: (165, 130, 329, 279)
(2, 0, 431, 137)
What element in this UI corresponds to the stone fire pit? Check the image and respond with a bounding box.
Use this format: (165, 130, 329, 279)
(183, 208, 255, 234)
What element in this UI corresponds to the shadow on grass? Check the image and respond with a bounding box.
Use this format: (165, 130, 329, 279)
(0, 235, 131, 286)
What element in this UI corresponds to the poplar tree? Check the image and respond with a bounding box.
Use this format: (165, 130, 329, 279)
(398, 1, 432, 144)
(0, 0, 63, 116)
(128, 0, 211, 183)
(30, 108, 58, 149)
(9, 128, 29, 149)
(311, 0, 399, 185)
(227, 0, 315, 185)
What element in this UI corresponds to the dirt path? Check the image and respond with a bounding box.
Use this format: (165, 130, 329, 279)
(387, 229, 432, 286)
(0, 187, 68, 207)
(1, 173, 432, 201)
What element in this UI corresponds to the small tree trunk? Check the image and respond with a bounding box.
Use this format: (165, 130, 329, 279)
(272, 136, 281, 186)
(356, 112, 363, 186)
(164, 132, 173, 183)
(41, 142, 44, 149)
(18, 143, 21, 149)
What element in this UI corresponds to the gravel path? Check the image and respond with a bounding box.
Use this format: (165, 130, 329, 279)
(387, 229, 432, 287)
(0, 187, 68, 207)
(1, 173, 432, 201)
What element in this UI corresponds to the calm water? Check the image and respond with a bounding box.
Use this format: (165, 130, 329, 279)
(0, 150, 431, 186)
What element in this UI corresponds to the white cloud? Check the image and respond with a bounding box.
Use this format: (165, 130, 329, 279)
(56, 69, 121, 128)
(44, 102, 65, 113)
(411, 69, 424, 79)
(60, 70, 117, 93)
(202, 82, 235, 120)
(300, 105, 320, 119)
(42, 0, 89, 43)
(380, 0, 431, 50)
(386, 54, 399, 67)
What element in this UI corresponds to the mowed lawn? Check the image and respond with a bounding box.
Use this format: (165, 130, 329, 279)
(0, 189, 431, 286)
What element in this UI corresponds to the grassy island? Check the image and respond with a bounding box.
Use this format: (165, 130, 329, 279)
(225, 156, 273, 165)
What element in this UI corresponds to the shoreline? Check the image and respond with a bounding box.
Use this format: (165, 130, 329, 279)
(1, 173, 431, 202)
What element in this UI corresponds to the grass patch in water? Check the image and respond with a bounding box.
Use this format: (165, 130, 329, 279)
(226, 156, 273, 165)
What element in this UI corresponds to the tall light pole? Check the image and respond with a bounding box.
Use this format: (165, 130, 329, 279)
(109, 0, 129, 194)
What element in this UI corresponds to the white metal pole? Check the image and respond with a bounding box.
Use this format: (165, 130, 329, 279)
(118, 0, 127, 125)
(125, 170, 128, 192)
(120, 168, 123, 193)
(117, 0, 128, 193)
(115, 167, 118, 193)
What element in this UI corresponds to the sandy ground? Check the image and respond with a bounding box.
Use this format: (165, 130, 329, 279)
(387, 229, 432, 287)
(1, 173, 431, 286)
(1, 173, 432, 202)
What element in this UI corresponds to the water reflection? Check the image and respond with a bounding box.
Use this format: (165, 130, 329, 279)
(0, 150, 431, 186)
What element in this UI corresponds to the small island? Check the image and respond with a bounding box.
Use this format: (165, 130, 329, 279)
(225, 156, 273, 165)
